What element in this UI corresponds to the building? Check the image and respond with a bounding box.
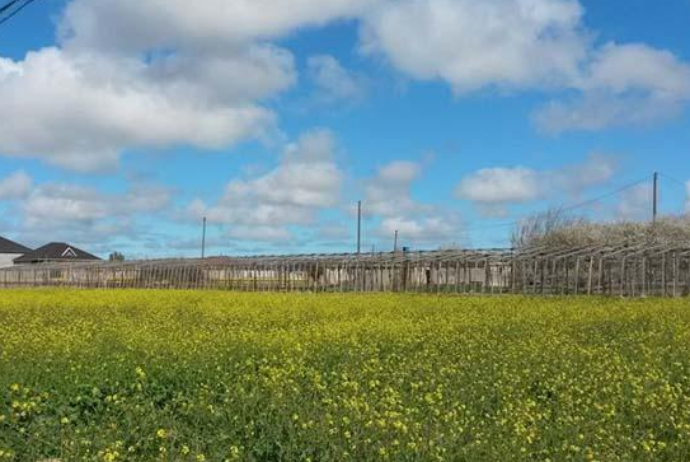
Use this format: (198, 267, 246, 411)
(13, 242, 102, 265)
(0, 236, 32, 268)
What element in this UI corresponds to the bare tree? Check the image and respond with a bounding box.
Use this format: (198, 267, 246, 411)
(511, 208, 585, 249)
(513, 210, 690, 249)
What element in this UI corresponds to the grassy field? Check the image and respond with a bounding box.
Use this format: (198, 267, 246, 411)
(1, 291, 690, 461)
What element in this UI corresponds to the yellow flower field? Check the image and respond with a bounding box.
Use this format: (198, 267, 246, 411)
(1, 290, 690, 461)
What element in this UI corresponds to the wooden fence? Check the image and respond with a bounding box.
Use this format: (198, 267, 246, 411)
(2, 242, 690, 296)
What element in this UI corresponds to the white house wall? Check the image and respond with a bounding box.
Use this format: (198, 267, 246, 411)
(0, 254, 22, 268)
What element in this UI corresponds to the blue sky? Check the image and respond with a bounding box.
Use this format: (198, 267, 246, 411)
(0, 0, 688, 258)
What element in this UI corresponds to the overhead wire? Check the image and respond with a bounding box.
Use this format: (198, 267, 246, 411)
(659, 172, 688, 190)
(0, 0, 38, 27)
(557, 177, 651, 214)
(462, 175, 652, 236)
(0, 0, 22, 15)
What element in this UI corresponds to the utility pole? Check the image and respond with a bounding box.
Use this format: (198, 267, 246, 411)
(394, 230, 399, 252)
(201, 217, 207, 259)
(653, 172, 659, 223)
(357, 200, 362, 255)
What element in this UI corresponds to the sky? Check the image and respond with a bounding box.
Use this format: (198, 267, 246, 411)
(0, 0, 689, 259)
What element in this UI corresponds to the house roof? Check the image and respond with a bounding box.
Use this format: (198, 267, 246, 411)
(0, 236, 32, 254)
(13, 242, 101, 264)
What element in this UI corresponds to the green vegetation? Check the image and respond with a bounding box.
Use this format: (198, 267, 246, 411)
(1, 290, 690, 461)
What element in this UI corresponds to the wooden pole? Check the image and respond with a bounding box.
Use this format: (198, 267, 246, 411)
(653, 172, 659, 223)
(201, 217, 207, 259)
(357, 200, 362, 255)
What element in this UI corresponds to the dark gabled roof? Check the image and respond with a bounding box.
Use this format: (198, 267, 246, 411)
(0, 236, 31, 254)
(13, 242, 101, 264)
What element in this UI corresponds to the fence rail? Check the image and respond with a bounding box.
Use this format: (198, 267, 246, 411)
(2, 244, 690, 297)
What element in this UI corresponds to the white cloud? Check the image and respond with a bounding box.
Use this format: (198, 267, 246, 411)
(379, 215, 459, 243)
(535, 44, 690, 133)
(361, 0, 587, 93)
(456, 167, 541, 205)
(364, 161, 426, 217)
(2, 0, 687, 172)
(0, 47, 285, 172)
(23, 184, 110, 225)
(146, 45, 296, 105)
(360, 0, 690, 131)
(0, 171, 32, 200)
(557, 153, 618, 194)
(243, 130, 343, 209)
(378, 161, 422, 184)
(22, 182, 172, 227)
(585, 44, 690, 97)
(308, 55, 367, 104)
(189, 130, 344, 242)
(1, 0, 361, 171)
(1, 0, 397, 171)
(2, 179, 172, 251)
(60, 0, 382, 53)
(364, 160, 463, 245)
(534, 93, 687, 133)
(456, 153, 617, 211)
(121, 184, 173, 215)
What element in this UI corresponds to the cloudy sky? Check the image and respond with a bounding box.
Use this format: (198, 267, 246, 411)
(0, 0, 689, 258)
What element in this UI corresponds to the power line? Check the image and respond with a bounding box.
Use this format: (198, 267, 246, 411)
(0, 0, 39, 28)
(653, 172, 658, 223)
(659, 172, 688, 190)
(559, 176, 651, 215)
(462, 175, 652, 235)
(0, 0, 22, 15)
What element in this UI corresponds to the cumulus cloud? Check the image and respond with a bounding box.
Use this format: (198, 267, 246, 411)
(0, 0, 369, 171)
(0, 171, 32, 200)
(0, 176, 172, 251)
(456, 153, 618, 213)
(364, 160, 463, 245)
(2, 0, 688, 172)
(379, 215, 459, 244)
(308, 55, 367, 104)
(23, 184, 110, 225)
(0, 0, 390, 172)
(0, 45, 287, 172)
(535, 44, 690, 133)
(189, 130, 344, 242)
(456, 167, 541, 205)
(585, 43, 690, 96)
(378, 161, 422, 184)
(535, 94, 687, 133)
(364, 161, 426, 217)
(361, 0, 690, 131)
(557, 153, 619, 194)
(22, 182, 172, 228)
(59, 0, 382, 53)
(361, 0, 587, 93)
